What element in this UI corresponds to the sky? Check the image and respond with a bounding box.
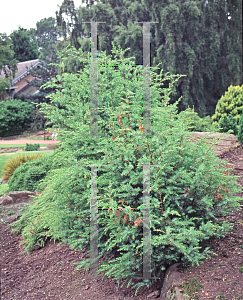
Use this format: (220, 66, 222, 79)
(0, 0, 96, 36)
(0, 0, 231, 36)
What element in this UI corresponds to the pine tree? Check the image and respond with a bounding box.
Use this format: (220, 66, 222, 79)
(55, 0, 242, 118)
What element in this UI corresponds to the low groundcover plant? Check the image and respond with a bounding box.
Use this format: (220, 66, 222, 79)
(9, 43, 242, 295)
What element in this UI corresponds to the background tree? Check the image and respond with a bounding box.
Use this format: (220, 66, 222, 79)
(10, 27, 39, 62)
(201, 0, 242, 116)
(0, 33, 18, 99)
(142, 0, 242, 116)
(26, 17, 63, 96)
(0, 33, 18, 78)
(30, 17, 62, 61)
(218, 0, 242, 86)
(14, 18, 65, 130)
(0, 78, 11, 101)
(56, 0, 84, 50)
(55, 0, 242, 118)
(56, 0, 149, 66)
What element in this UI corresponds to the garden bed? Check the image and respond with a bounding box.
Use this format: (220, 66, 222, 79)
(0, 138, 242, 299)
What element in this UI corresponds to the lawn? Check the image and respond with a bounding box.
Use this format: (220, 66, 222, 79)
(0, 150, 54, 180)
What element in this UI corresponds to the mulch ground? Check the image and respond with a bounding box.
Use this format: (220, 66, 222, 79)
(0, 142, 243, 299)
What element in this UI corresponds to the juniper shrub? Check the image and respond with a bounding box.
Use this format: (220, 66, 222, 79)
(9, 43, 242, 295)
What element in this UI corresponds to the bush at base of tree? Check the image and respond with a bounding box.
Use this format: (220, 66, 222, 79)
(13, 94, 54, 132)
(176, 106, 220, 132)
(8, 44, 243, 295)
(237, 114, 243, 144)
(212, 85, 243, 125)
(0, 99, 34, 137)
(218, 114, 238, 135)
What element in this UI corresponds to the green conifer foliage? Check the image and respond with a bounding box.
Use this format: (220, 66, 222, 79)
(218, 114, 238, 135)
(236, 114, 243, 144)
(9, 44, 242, 294)
(212, 85, 243, 125)
(8, 152, 66, 192)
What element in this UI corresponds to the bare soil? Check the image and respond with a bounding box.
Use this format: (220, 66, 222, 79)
(0, 134, 243, 300)
(0, 130, 60, 145)
(0, 139, 60, 145)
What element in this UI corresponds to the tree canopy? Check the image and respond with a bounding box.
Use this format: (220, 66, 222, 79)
(55, 0, 242, 117)
(0, 33, 18, 99)
(0, 33, 18, 79)
(30, 17, 62, 61)
(10, 27, 39, 62)
(17, 18, 64, 106)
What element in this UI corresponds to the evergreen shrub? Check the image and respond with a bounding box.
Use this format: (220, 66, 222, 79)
(237, 114, 243, 144)
(176, 107, 220, 132)
(1, 153, 44, 181)
(212, 85, 243, 125)
(8, 152, 64, 192)
(0, 99, 34, 137)
(218, 114, 238, 135)
(25, 143, 40, 151)
(9, 44, 242, 294)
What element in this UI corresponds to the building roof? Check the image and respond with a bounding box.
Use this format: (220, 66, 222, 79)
(0, 59, 47, 84)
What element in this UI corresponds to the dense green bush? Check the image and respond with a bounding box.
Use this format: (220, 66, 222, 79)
(28, 106, 51, 132)
(25, 143, 40, 151)
(9, 44, 242, 294)
(176, 107, 220, 132)
(0, 182, 9, 196)
(13, 93, 54, 131)
(0, 99, 34, 137)
(0, 78, 11, 100)
(1, 153, 44, 181)
(8, 152, 65, 192)
(237, 114, 243, 144)
(218, 114, 238, 135)
(212, 85, 243, 125)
